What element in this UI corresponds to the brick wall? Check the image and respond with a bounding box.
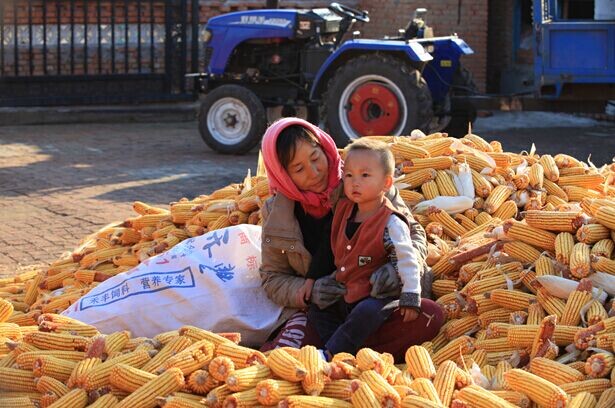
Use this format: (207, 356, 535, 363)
(358, 0, 488, 92)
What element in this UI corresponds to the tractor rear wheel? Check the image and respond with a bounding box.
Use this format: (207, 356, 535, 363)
(324, 54, 432, 147)
(198, 85, 266, 154)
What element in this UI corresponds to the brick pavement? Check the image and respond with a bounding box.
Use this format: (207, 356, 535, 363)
(0, 122, 257, 277)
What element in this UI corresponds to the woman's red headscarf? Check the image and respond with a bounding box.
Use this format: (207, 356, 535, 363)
(261, 118, 342, 219)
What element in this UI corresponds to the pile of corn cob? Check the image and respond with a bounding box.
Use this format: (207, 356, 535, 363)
(2, 130, 615, 407)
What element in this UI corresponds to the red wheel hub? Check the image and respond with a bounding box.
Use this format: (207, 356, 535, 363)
(346, 82, 401, 136)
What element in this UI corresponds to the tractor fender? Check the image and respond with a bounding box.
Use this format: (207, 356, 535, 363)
(309, 39, 433, 100)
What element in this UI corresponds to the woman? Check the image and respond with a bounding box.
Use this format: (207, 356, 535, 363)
(259, 117, 443, 361)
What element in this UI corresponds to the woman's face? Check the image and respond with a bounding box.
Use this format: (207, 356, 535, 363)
(286, 140, 329, 193)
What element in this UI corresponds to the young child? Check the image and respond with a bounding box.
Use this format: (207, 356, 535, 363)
(306, 138, 422, 357)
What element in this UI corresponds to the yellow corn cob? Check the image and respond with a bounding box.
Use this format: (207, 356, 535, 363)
(426, 207, 467, 239)
(431, 251, 457, 278)
(23, 332, 89, 352)
(454, 213, 479, 231)
(492, 200, 517, 220)
(400, 395, 443, 408)
(402, 157, 455, 172)
(0, 367, 37, 392)
(535, 254, 556, 276)
(158, 339, 214, 375)
(280, 395, 352, 408)
(407, 378, 442, 405)
(206, 384, 232, 408)
(577, 224, 611, 244)
(141, 336, 192, 373)
(396, 169, 437, 189)
(527, 163, 544, 189)
(444, 316, 479, 339)
(560, 379, 611, 399)
(209, 356, 235, 382)
(471, 169, 493, 198)
(431, 279, 457, 299)
(179, 326, 236, 348)
(44, 388, 87, 408)
(391, 143, 430, 160)
(568, 392, 597, 408)
(462, 271, 522, 297)
(484, 185, 514, 214)
(299, 345, 326, 396)
(417, 134, 452, 149)
(405, 345, 435, 379)
(485, 322, 512, 339)
(79, 247, 127, 268)
(267, 348, 307, 382)
(358, 370, 400, 407)
(421, 181, 440, 200)
(133, 201, 168, 215)
(585, 353, 615, 378)
(255, 379, 303, 405)
(590, 239, 615, 258)
(101, 331, 131, 356)
(547, 194, 568, 208)
(486, 152, 512, 168)
(435, 170, 458, 196)
(349, 379, 380, 408)
(570, 242, 591, 279)
(217, 342, 266, 369)
(596, 388, 615, 408)
(504, 368, 568, 408)
(207, 214, 231, 231)
(554, 153, 583, 168)
(223, 388, 259, 408)
(115, 367, 184, 408)
(524, 210, 584, 233)
(156, 395, 204, 408)
(32, 355, 77, 382)
(109, 363, 157, 393)
(503, 220, 557, 251)
(554, 232, 575, 265)
(187, 369, 220, 395)
(559, 174, 606, 189)
(398, 190, 425, 206)
(564, 186, 603, 201)
(226, 364, 272, 392)
(455, 384, 517, 408)
(321, 379, 353, 401)
(529, 357, 585, 385)
(355, 348, 384, 372)
(591, 255, 615, 274)
(538, 154, 560, 181)
(432, 335, 474, 366)
(586, 301, 609, 326)
(489, 289, 536, 311)
(560, 166, 590, 176)
(430, 360, 457, 407)
(66, 357, 101, 388)
(82, 349, 152, 391)
(15, 350, 84, 370)
(457, 153, 494, 174)
(561, 286, 593, 326)
(35, 375, 69, 397)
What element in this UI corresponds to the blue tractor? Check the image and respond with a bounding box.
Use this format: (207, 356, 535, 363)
(193, 2, 475, 154)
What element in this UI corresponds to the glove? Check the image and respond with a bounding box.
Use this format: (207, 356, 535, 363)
(311, 275, 346, 310)
(370, 263, 401, 298)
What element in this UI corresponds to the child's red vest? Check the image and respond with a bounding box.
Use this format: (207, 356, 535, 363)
(332, 198, 402, 303)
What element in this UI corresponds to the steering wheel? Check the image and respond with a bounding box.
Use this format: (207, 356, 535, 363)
(328, 2, 370, 23)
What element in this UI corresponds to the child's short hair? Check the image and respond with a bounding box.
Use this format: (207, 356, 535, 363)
(345, 138, 395, 176)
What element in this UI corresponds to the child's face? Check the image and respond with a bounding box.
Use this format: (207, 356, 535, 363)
(343, 150, 392, 205)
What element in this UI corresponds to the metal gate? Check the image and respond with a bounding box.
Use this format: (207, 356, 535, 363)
(0, 0, 200, 106)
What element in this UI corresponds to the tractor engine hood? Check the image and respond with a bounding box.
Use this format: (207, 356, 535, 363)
(207, 9, 296, 33)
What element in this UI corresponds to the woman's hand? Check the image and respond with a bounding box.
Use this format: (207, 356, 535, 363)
(400, 307, 420, 322)
(295, 279, 315, 308)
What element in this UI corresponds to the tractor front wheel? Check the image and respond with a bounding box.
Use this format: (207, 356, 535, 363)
(198, 85, 266, 154)
(324, 54, 432, 147)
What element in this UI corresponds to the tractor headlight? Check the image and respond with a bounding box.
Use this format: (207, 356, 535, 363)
(203, 29, 212, 43)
